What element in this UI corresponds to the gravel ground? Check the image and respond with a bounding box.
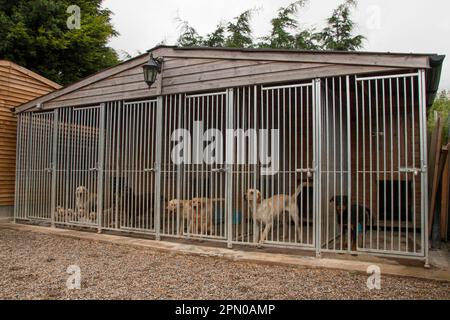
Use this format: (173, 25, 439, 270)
(0, 228, 449, 300)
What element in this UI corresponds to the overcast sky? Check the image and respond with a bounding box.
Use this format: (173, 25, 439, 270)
(103, 0, 450, 90)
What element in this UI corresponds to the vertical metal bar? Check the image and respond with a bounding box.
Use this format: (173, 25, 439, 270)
(397, 78, 402, 251)
(362, 80, 367, 248)
(389, 79, 394, 251)
(355, 77, 360, 250)
(346, 76, 352, 252)
(356, 81, 360, 250)
(14, 114, 22, 222)
(50, 109, 59, 227)
(404, 77, 409, 251)
(418, 69, 429, 265)
(325, 79, 330, 248)
(154, 96, 163, 240)
(226, 88, 234, 248)
(411, 76, 417, 253)
(314, 78, 322, 256)
(97, 104, 106, 232)
(368, 81, 373, 249)
(375, 80, 380, 250)
(382, 79, 387, 251)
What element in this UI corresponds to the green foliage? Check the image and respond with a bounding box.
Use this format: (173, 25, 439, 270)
(176, 0, 364, 52)
(225, 9, 254, 48)
(175, 17, 204, 47)
(428, 91, 450, 142)
(0, 0, 119, 85)
(319, 0, 364, 51)
(258, 0, 319, 50)
(204, 23, 226, 48)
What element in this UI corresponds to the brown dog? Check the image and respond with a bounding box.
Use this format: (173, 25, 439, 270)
(190, 197, 214, 235)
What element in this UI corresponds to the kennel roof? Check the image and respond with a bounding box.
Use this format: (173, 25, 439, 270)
(15, 45, 444, 113)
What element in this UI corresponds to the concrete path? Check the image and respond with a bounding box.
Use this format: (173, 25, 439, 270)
(1, 222, 449, 282)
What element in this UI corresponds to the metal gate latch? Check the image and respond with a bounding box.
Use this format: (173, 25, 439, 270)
(295, 168, 315, 178)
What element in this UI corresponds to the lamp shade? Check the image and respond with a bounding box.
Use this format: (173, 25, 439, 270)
(142, 54, 161, 87)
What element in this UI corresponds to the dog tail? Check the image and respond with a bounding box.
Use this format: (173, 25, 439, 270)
(293, 181, 309, 198)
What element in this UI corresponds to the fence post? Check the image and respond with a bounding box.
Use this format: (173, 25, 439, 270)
(97, 103, 106, 233)
(314, 78, 322, 257)
(418, 69, 430, 267)
(346, 75, 352, 253)
(50, 109, 59, 227)
(226, 88, 234, 248)
(154, 96, 163, 240)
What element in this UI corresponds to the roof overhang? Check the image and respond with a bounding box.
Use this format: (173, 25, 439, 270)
(14, 46, 443, 113)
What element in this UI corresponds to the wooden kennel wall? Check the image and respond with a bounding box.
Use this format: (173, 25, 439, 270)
(0, 61, 60, 216)
(14, 46, 444, 265)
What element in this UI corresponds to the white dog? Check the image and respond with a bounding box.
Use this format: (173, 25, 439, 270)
(166, 199, 194, 234)
(75, 186, 97, 219)
(244, 182, 308, 244)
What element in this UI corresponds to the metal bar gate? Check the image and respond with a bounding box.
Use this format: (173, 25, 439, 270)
(14, 71, 428, 261)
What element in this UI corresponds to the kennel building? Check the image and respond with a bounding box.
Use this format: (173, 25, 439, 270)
(13, 46, 444, 265)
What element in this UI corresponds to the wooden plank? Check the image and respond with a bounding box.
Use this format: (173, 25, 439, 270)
(44, 64, 400, 109)
(16, 46, 430, 113)
(13, 50, 161, 113)
(0, 72, 56, 91)
(0, 60, 61, 89)
(162, 64, 401, 96)
(81, 59, 268, 91)
(52, 81, 153, 102)
(428, 116, 443, 235)
(163, 59, 269, 78)
(163, 61, 323, 87)
(440, 143, 450, 241)
(166, 48, 430, 69)
(44, 88, 157, 109)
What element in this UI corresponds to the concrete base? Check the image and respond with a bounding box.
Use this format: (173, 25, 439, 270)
(0, 206, 13, 222)
(1, 222, 449, 282)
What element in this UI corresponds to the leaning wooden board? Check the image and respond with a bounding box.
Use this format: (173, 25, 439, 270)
(428, 116, 443, 236)
(440, 143, 450, 241)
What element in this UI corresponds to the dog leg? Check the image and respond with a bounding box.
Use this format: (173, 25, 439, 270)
(254, 223, 260, 244)
(290, 205, 301, 243)
(259, 223, 271, 244)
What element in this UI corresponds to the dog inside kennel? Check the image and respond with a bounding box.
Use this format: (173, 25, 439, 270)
(320, 74, 424, 254)
(14, 47, 439, 262)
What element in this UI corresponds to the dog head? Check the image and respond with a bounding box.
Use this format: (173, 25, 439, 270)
(167, 199, 185, 212)
(191, 197, 207, 211)
(244, 189, 261, 203)
(330, 196, 349, 216)
(76, 186, 88, 199)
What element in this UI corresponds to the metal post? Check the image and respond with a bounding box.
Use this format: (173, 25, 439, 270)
(314, 78, 322, 257)
(97, 103, 106, 233)
(346, 76, 352, 253)
(418, 69, 429, 267)
(50, 109, 59, 227)
(226, 88, 234, 248)
(13, 114, 22, 223)
(154, 96, 163, 240)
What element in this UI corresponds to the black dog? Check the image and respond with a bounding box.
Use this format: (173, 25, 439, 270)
(330, 196, 370, 251)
